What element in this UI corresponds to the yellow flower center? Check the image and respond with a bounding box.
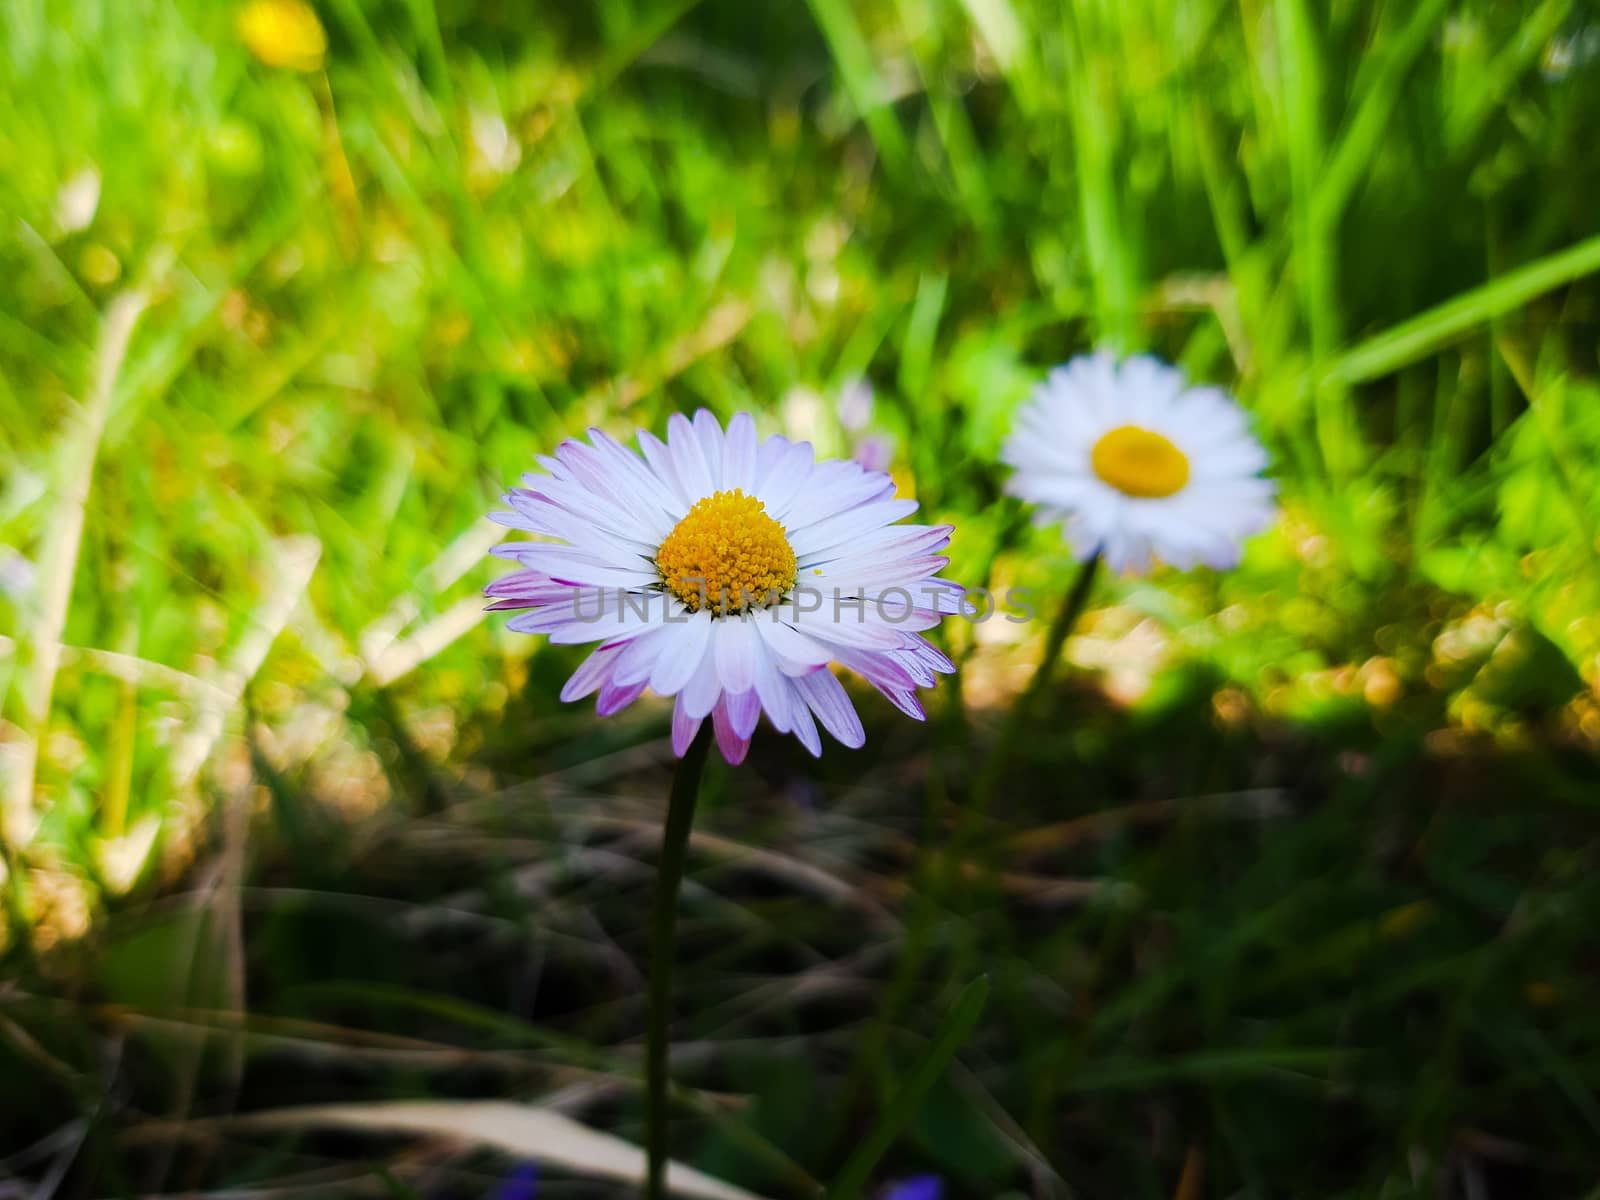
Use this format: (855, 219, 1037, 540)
(656, 489, 797, 615)
(1090, 425, 1190, 498)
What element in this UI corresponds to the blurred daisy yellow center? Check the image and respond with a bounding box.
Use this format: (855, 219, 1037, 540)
(657, 489, 796, 614)
(1091, 426, 1190, 498)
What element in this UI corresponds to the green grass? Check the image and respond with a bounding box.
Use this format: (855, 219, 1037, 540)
(3, 0, 1600, 1195)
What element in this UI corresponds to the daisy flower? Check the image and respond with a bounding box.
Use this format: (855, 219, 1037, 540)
(1002, 352, 1276, 574)
(487, 410, 965, 765)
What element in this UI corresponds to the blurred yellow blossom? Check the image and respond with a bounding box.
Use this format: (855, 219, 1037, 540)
(237, 0, 326, 72)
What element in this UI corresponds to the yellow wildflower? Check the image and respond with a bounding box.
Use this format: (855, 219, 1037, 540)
(237, 0, 327, 72)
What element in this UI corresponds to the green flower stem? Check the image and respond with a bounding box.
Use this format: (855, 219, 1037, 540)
(646, 720, 714, 1200)
(973, 550, 1102, 816)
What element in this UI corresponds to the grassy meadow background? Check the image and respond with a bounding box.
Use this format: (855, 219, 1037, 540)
(4, 0, 1600, 1194)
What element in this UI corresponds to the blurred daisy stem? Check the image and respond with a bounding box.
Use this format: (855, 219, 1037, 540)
(646, 720, 714, 1200)
(973, 550, 1102, 816)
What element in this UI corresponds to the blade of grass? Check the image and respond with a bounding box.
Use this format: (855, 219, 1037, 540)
(1326, 232, 1600, 386)
(169, 534, 321, 789)
(824, 975, 990, 1200)
(1311, 0, 1453, 229)
(805, 0, 911, 176)
(956, 0, 1032, 110)
(6, 276, 157, 844)
(1445, 0, 1575, 149)
(1061, 7, 1139, 348)
(891, 0, 995, 234)
(1275, 0, 1354, 479)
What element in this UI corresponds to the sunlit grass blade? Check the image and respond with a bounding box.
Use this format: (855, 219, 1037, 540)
(805, 0, 911, 175)
(229, 1101, 775, 1200)
(6, 282, 154, 844)
(1328, 232, 1600, 385)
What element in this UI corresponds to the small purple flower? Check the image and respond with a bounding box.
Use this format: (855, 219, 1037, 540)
(883, 1176, 942, 1200)
(0, 548, 34, 598)
(852, 435, 894, 474)
(837, 376, 874, 431)
(490, 1163, 538, 1200)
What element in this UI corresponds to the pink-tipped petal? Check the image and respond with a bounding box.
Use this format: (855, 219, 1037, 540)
(671, 698, 704, 756)
(711, 698, 751, 765)
(726, 687, 762, 739)
(596, 678, 647, 717)
(560, 643, 625, 702)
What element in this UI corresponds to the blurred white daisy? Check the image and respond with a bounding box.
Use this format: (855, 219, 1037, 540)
(488, 411, 964, 764)
(1002, 353, 1276, 574)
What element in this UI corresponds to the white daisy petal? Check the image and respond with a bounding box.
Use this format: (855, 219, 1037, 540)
(554, 439, 654, 529)
(788, 498, 920, 558)
(692, 409, 726, 488)
(788, 694, 822, 757)
(755, 439, 815, 516)
(560, 643, 625, 702)
(546, 599, 658, 645)
(813, 554, 950, 595)
(805, 618, 913, 653)
(667, 412, 715, 498)
(637, 429, 691, 509)
(779, 464, 897, 530)
(713, 616, 759, 693)
(755, 618, 835, 674)
(587, 428, 680, 528)
(510, 477, 656, 547)
(721, 411, 758, 492)
(612, 626, 673, 687)
(797, 522, 952, 568)
(507, 594, 652, 645)
(883, 688, 926, 720)
(725, 687, 762, 739)
(793, 669, 865, 749)
(681, 646, 724, 720)
(507, 543, 655, 591)
(648, 608, 712, 696)
(749, 637, 794, 732)
(754, 432, 788, 482)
